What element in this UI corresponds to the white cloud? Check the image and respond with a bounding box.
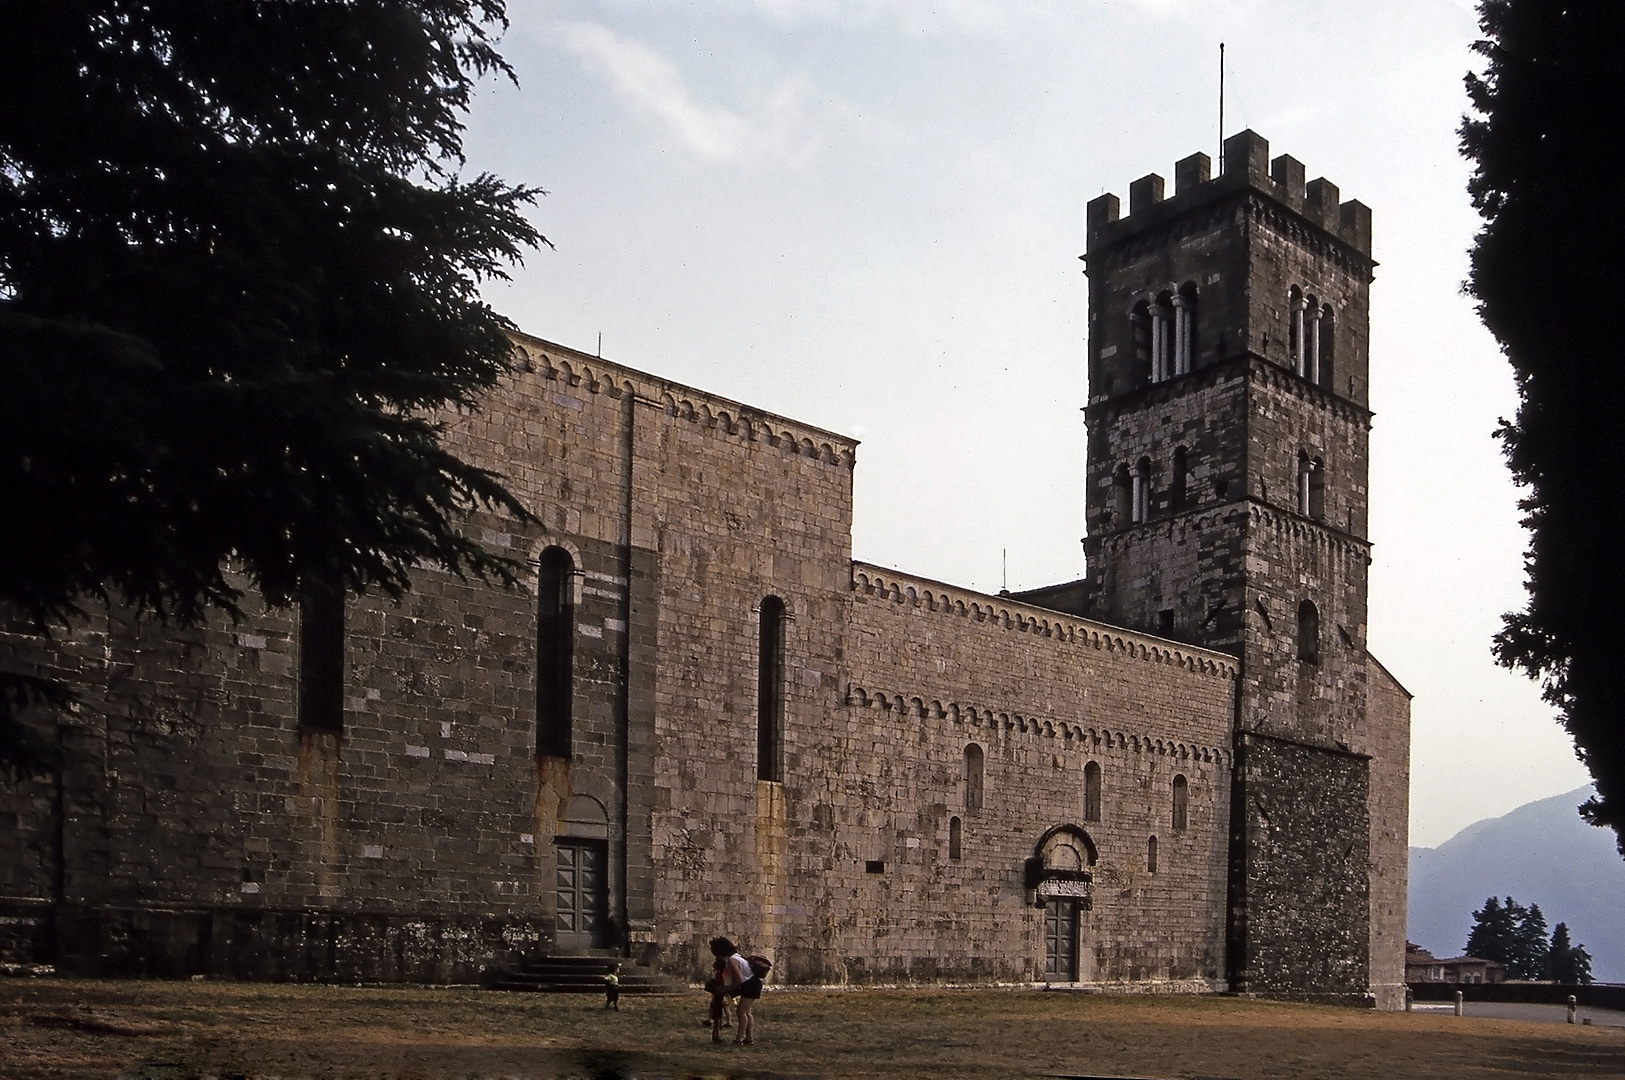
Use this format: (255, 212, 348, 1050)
(560, 20, 819, 166)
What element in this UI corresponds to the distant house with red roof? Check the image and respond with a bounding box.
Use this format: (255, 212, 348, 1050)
(1406, 943, 1506, 985)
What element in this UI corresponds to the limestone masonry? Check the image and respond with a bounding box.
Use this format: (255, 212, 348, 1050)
(1, 132, 1409, 1006)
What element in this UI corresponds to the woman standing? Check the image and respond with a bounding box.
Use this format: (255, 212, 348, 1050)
(708, 936, 761, 1045)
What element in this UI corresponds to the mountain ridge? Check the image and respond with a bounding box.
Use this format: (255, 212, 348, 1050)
(1408, 785, 1624, 982)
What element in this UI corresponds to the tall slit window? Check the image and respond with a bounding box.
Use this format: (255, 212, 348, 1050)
(1297, 599, 1320, 665)
(1318, 306, 1336, 389)
(949, 816, 963, 861)
(1305, 293, 1322, 383)
(1131, 301, 1151, 384)
(1171, 447, 1188, 512)
(757, 596, 786, 782)
(1172, 774, 1189, 831)
(1147, 835, 1158, 874)
(537, 547, 576, 758)
(1083, 760, 1102, 822)
(1296, 452, 1314, 517)
(298, 586, 345, 734)
(964, 744, 984, 811)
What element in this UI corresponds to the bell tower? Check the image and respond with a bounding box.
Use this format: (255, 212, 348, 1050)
(1078, 130, 1381, 1002)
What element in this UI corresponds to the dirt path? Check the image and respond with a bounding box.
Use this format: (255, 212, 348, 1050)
(3, 980, 1623, 1080)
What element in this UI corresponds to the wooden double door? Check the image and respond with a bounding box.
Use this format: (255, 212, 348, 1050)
(555, 840, 608, 950)
(1043, 901, 1079, 982)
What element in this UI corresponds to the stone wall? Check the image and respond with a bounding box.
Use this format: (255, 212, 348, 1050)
(1365, 655, 1412, 1010)
(806, 565, 1236, 986)
(1229, 732, 1371, 1002)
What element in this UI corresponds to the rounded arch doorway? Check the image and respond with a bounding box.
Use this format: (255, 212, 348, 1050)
(1029, 824, 1098, 983)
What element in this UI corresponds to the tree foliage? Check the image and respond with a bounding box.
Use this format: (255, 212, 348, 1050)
(1465, 896, 1551, 979)
(1547, 921, 1595, 985)
(0, 2, 544, 770)
(1463, 1, 1625, 855)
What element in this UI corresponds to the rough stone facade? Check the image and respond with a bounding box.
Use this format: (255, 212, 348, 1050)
(1, 133, 1408, 1003)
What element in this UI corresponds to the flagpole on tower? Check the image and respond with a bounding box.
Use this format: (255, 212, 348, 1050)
(1218, 42, 1226, 174)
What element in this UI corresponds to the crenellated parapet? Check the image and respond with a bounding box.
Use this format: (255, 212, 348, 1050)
(1086, 130, 1372, 263)
(841, 682, 1232, 766)
(509, 332, 858, 470)
(850, 562, 1238, 680)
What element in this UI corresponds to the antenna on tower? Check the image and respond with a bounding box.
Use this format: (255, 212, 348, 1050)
(1218, 42, 1226, 174)
(1002, 548, 1008, 593)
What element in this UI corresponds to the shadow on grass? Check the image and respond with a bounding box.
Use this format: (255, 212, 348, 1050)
(121, 1050, 824, 1080)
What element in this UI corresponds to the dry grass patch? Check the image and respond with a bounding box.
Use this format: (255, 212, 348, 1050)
(2, 979, 1622, 1080)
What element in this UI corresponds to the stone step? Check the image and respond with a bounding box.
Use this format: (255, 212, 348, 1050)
(488, 956, 686, 995)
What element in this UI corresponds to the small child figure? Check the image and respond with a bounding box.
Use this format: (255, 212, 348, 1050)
(604, 963, 621, 1011)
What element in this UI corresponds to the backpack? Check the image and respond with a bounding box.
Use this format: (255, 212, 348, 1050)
(745, 954, 773, 979)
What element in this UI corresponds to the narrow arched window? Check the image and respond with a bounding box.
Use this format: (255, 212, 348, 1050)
(1175, 282, 1198, 375)
(1171, 447, 1188, 512)
(1173, 775, 1189, 831)
(1305, 293, 1322, 383)
(964, 744, 984, 811)
(1083, 760, 1102, 822)
(949, 816, 963, 861)
(1131, 301, 1151, 384)
(298, 584, 345, 734)
(1133, 457, 1151, 524)
(1308, 457, 1326, 521)
(537, 547, 576, 758)
(1297, 599, 1320, 665)
(1147, 835, 1159, 874)
(757, 596, 786, 782)
(1113, 462, 1132, 528)
(1297, 451, 1312, 516)
(1318, 305, 1336, 390)
(1288, 286, 1305, 374)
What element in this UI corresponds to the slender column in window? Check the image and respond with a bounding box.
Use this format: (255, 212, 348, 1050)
(1133, 457, 1151, 523)
(1289, 286, 1306, 376)
(298, 585, 345, 734)
(1297, 452, 1312, 516)
(757, 596, 786, 782)
(1309, 457, 1326, 520)
(1149, 302, 1167, 382)
(537, 547, 575, 759)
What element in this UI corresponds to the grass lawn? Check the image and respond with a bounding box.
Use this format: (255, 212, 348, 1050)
(3, 979, 1623, 1080)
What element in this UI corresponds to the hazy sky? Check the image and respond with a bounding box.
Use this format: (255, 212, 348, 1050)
(461, 0, 1592, 848)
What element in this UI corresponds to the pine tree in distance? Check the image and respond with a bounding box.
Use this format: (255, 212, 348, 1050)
(1548, 922, 1595, 986)
(1466, 899, 1595, 982)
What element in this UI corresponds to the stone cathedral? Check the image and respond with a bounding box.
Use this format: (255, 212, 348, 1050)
(1, 132, 1410, 1006)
